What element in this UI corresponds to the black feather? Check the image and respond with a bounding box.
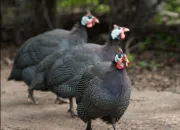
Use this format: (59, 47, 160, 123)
(76, 62, 131, 128)
(8, 22, 88, 86)
(101, 115, 112, 124)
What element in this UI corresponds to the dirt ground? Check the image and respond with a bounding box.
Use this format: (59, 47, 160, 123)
(1, 65, 180, 130)
(1, 45, 180, 130)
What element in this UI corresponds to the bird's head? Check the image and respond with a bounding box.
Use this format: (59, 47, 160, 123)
(81, 10, 100, 28)
(111, 24, 130, 40)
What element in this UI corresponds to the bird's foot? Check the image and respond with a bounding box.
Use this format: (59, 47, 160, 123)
(27, 89, 38, 104)
(86, 121, 92, 130)
(86, 128, 92, 130)
(27, 97, 39, 104)
(54, 97, 69, 104)
(67, 109, 78, 117)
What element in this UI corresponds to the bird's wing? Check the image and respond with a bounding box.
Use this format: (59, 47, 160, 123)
(29, 51, 64, 90)
(13, 28, 82, 69)
(76, 65, 95, 104)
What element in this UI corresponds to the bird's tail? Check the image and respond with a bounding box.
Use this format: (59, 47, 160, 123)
(29, 72, 45, 91)
(8, 75, 13, 80)
(101, 115, 112, 124)
(8, 67, 22, 81)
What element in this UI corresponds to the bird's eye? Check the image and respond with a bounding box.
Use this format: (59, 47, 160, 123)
(88, 16, 93, 19)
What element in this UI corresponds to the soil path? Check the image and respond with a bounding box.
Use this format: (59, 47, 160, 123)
(1, 68, 180, 130)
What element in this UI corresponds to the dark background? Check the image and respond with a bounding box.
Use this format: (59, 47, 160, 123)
(1, 0, 180, 72)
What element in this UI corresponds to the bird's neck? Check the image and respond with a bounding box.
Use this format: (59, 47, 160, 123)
(103, 44, 117, 53)
(111, 62, 127, 73)
(104, 35, 125, 50)
(112, 63, 130, 99)
(103, 38, 119, 53)
(104, 63, 130, 99)
(70, 22, 88, 43)
(100, 43, 117, 62)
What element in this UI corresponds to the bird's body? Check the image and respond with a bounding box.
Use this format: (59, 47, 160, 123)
(31, 43, 117, 91)
(9, 9, 101, 88)
(30, 42, 117, 115)
(9, 24, 87, 81)
(76, 62, 131, 130)
(8, 22, 91, 104)
(30, 25, 130, 116)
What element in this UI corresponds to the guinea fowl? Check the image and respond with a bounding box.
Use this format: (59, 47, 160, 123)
(30, 24, 130, 117)
(76, 59, 131, 130)
(8, 11, 99, 104)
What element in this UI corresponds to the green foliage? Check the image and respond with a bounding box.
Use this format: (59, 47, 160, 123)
(145, 36, 153, 44)
(57, 0, 99, 8)
(139, 61, 147, 69)
(154, 0, 180, 24)
(95, 4, 110, 14)
(128, 53, 135, 62)
(138, 42, 146, 51)
(57, 0, 110, 14)
(148, 1, 180, 51)
(137, 34, 179, 53)
(136, 42, 148, 53)
(154, 14, 163, 24)
(136, 38, 152, 53)
(2, 1, 33, 25)
(165, 0, 180, 13)
(128, 62, 136, 69)
(127, 53, 136, 69)
(149, 61, 161, 71)
(128, 58, 161, 70)
(165, 36, 179, 47)
(137, 60, 160, 70)
(176, 6, 180, 13)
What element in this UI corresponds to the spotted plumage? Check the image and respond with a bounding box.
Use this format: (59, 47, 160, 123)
(30, 25, 130, 116)
(29, 42, 117, 116)
(76, 62, 131, 130)
(8, 12, 99, 104)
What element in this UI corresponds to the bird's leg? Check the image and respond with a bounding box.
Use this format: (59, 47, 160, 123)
(27, 89, 38, 104)
(112, 118, 117, 130)
(54, 96, 68, 104)
(67, 98, 77, 117)
(86, 120, 92, 130)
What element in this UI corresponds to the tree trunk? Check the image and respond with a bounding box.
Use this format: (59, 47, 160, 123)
(44, 0, 57, 29)
(32, 0, 56, 34)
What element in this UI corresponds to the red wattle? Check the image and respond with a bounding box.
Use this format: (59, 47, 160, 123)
(86, 19, 96, 28)
(86, 21, 92, 28)
(121, 33, 125, 39)
(116, 62, 124, 69)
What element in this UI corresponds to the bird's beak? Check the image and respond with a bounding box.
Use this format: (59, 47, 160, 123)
(95, 17, 100, 23)
(124, 28, 130, 32)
